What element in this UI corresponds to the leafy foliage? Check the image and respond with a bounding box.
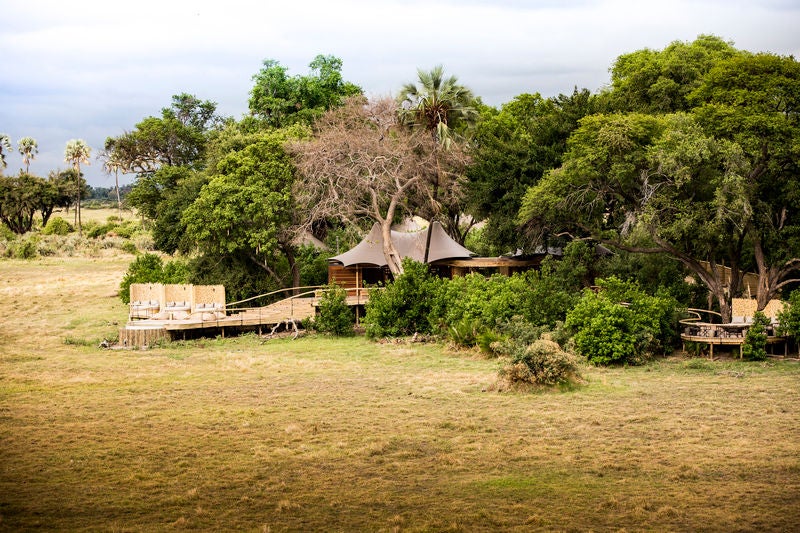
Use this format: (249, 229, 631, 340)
(741, 312, 770, 361)
(183, 130, 303, 286)
(249, 55, 361, 127)
(466, 90, 596, 252)
(607, 35, 738, 113)
(497, 337, 581, 388)
(313, 284, 354, 336)
(42, 217, 72, 236)
(777, 290, 800, 338)
(565, 277, 678, 365)
(363, 259, 437, 338)
(119, 253, 190, 304)
(0, 172, 76, 234)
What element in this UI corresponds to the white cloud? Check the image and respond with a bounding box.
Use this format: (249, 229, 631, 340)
(1, 0, 798, 184)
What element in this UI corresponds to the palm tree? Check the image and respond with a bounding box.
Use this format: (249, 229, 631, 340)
(64, 139, 91, 235)
(397, 65, 478, 147)
(397, 67, 478, 243)
(0, 134, 11, 174)
(98, 139, 127, 218)
(18, 137, 38, 174)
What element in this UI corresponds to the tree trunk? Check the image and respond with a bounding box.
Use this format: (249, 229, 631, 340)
(753, 237, 800, 310)
(115, 170, 121, 219)
(380, 218, 404, 276)
(281, 243, 301, 295)
(75, 165, 82, 236)
(648, 236, 736, 322)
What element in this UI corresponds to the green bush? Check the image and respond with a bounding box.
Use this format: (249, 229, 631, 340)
(565, 277, 679, 365)
(87, 222, 116, 239)
(121, 241, 138, 255)
(777, 291, 800, 338)
(741, 311, 770, 361)
(364, 259, 437, 338)
(119, 254, 190, 304)
(448, 318, 484, 348)
(42, 216, 73, 236)
(313, 284, 354, 336)
(6, 235, 39, 259)
(0, 224, 15, 242)
(113, 220, 141, 239)
(119, 253, 164, 304)
(499, 338, 581, 388)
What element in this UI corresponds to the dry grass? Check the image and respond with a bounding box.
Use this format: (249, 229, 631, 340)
(55, 206, 140, 225)
(1, 257, 799, 531)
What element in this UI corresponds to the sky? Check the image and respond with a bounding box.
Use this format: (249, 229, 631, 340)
(1, 0, 799, 186)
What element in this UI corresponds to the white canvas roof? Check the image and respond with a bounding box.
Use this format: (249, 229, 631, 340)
(330, 221, 474, 267)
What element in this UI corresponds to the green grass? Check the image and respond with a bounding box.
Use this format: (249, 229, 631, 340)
(1, 257, 800, 531)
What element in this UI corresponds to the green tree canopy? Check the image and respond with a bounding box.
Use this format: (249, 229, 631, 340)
(183, 129, 307, 288)
(606, 34, 739, 113)
(248, 55, 362, 128)
(466, 89, 596, 252)
(690, 52, 800, 308)
(107, 93, 220, 175)
(518, 107, 795, 321)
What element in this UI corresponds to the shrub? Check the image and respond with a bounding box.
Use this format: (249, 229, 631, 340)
(7, 235, 39, 259)
(314, 284, 354, 336)
(113, 220, 141, 239)
(42, 216, 73, 236)
(119, 253, 164, 304)
(499, 338, 581, 387)
(565, 277, 679, 365)
(777, 290, 800, 338)
(364, 259, 438, 338)
(741, 311, 770, 361)
(121, 241, 138, 255)
(0, 224, 15, 242)
(448, 318, 484, 348)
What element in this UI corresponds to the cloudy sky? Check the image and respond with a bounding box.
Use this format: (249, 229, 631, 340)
(2, 0, 798, 186)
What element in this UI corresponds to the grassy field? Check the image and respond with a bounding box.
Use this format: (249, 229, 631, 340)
(1, 257, 799, 531)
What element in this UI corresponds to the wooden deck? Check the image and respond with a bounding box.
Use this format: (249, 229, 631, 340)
(679, 309, 788, 358)
(119, 287, 373, 348)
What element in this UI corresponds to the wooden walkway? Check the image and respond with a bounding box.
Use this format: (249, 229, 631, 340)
(119, 287, 372, 348)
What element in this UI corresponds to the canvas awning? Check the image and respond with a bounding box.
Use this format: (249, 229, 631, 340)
(329, 221, 474, 267)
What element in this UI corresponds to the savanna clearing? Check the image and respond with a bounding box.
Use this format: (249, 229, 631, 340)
(1, 257, 799, 532)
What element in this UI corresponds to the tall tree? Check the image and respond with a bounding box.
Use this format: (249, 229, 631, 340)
(183, 130, 304, 288)
(98, 138, 128, 217)
(42, 169, 78, 226)
(249, 55, 362, 128)
(292, 96, 468, 275)
(397, 65, 478, 146)
(517, 110, 786, 322)
(397, 65, 478, 241)
(467, 89, 596, 252)
(17, 137, 38, 174)
(605, 34, 738, 113)
(64, 139, 91, 236)
(690, 52, 800, 308)
(0, 134, 11, 174)
(109, 93, 220, 175)
(0, 174, 40, 233)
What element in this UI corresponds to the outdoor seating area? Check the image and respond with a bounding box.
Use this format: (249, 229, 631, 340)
(128, 283, 225, 321)
(680, 298, 788, 358)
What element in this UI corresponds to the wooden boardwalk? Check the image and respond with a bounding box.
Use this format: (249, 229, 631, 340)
(119, 288, 372, 348)
(120, 297, 317, 347)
